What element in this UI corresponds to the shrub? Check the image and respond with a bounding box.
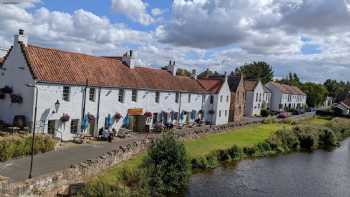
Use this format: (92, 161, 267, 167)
(326, 118, 350, 140)
(191, 154, 218, 170)
(267, 128, 299, 153)
(227, 145, 243, 160)
(0, 135, 57, 161)
(255, 142, 272, 156)
(262, 117, 277, 124)
(217, 149, 231, 161)
(243, 146, 257, 157)
(78, 181, 129, 197)
(143, 133, 191, 196)
(293, 126, 319, 151)
(318, 127, 338, 147)
(261, 109, 269, 117)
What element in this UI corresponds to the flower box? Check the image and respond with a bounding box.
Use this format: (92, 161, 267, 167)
(60, 113, 70, 122)
(144, 112, 153, 117)
(114, 112, 122, 120)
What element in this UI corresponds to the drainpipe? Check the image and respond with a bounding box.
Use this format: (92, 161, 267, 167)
(81, 79, 88, 133)
(95, 87, 102, 137)
(177, 92, 182, 125)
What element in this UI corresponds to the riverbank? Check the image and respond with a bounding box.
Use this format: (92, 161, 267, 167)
(86, 116, 336, 191)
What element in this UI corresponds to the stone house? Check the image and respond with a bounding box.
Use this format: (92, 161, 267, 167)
(0, 30, 231, 141)
(266, 81, 307, 112)
(227, 74, 245, 122)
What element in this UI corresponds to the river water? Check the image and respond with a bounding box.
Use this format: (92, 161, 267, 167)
(187, 139, 350, 197)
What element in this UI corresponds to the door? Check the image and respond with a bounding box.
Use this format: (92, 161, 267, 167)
(48, 120, 56, 135)
(89, 120, 95, 136)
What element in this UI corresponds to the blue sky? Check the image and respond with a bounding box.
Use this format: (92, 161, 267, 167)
(0, 0, 349, 82)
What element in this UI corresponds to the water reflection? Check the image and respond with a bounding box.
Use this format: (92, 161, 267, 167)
(187, 139, 350, 197)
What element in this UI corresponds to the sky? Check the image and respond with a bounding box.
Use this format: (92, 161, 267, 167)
(0, 0, 350, 83)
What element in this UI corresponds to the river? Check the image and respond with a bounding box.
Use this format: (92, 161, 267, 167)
(187, 139, 350, 197)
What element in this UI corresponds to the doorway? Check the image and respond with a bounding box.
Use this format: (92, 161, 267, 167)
(89, 120, 95, 136)
(48, 120, 56, 135)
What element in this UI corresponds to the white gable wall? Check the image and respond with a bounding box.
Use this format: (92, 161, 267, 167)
(212, 78, 231, 125)
(245, 81, 266, 116)
(0, 42, 35, 124)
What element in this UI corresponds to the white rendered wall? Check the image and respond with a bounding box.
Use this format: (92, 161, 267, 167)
(245, 81, 266, 116)
(0, 42, 34, 125)
(212, 79, 231, 125)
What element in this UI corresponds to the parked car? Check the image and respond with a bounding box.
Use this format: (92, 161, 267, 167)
(278, 112, 288, 119)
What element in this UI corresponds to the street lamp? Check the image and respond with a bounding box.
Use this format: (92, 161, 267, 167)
(54, 99, 60, 113)
(25, 83, 38, 179)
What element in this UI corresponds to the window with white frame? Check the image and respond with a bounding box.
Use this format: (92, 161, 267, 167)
(188, 94, 191, 103)
(63, 86, 70, 101)
(219, 110, 222, 117)
(155, 92, 160, 103)
(220, 95, 223, 102)
(132, 89, 137, 102)
(225, 110, 228, 117)
(226, 95, 229, 102)
(118, 89, 125, 103)
(89, 88, 95, 101)
(70, 119, 79, 134)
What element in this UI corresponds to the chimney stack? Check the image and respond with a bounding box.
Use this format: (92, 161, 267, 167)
(191, 69, 197, 80)
(122, 50, 135, 69)
(14, 29, 28, 46)
(167, 60, 176, 76)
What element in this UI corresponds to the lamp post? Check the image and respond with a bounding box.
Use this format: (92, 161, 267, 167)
(54, 99, 60, 113)
(25, 83, 38, 179)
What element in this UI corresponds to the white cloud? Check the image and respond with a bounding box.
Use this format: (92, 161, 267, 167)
(151, 8, 163, 17)
(111, 0, 154, 25)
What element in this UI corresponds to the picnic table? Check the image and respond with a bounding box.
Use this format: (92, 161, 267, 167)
(7, 126, 20, 134)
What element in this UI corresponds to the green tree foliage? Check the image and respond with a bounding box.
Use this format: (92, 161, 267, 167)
(301, 82, 328, 107)
(235, 61, 273, 84)
(143, 133, 191, 196)
(278, 72, 302, 87)
(324, 79, 350, 102)
(176, 68, 191, 77)
(197, 68, 220, 79)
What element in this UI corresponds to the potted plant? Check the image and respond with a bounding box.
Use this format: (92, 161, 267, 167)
(60, 113, 70, 122)
(144, 112, 153, 117)
(114, 112, 122, 120)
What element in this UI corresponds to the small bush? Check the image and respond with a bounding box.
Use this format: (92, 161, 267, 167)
(143, 133, 191, 196)
(243, 146, 257, 157)
(293, 126, 319, 151)
(0, 135, 57, 161)
(191, 153, 218, 170)
(255, 142, 272, 156)
(217, 149, 231, 161)
(227, 145, 243, 160)
(318, 128, 338, 147)
(261, 109, 269, 117)
(78, 181, 129, 197)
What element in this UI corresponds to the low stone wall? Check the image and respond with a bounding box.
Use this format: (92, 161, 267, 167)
(0, 114, 313, 197)
(0, 139, 152, 197)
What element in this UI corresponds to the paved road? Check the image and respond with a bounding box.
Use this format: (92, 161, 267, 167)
(0, 113, 314, 182)
(0, 134, 148, 182)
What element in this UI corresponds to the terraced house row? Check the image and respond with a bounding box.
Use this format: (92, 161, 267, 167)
(0, 30, 306, 140)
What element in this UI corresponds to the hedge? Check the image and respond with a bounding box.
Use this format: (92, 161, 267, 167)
(0, 134, 57, 161)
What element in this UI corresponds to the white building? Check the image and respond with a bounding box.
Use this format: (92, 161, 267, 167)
(244, 80, 270, 116)
(266, 82, 307, 112)
(0, 30, 231, 141)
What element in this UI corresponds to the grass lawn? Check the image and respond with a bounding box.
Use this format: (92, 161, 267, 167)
(92, 117, 331, 182)
(184, 123, 289, 158)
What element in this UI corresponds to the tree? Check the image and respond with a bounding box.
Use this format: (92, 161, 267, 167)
(198, 68, 220, 79)
(324, 79, 350, 102)
(278, 72, 302, 87)
(143, 133, 191, 196)
(301, 82, 328, 107)
(176, 68, 191, 77)
(235, 61, 273, 84)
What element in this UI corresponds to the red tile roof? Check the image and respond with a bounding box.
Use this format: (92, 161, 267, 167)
(270, 82, 306, 96)
(198, 79, 224, 93)
(341, 98, 350, 108)
(21, 44, 207, 93)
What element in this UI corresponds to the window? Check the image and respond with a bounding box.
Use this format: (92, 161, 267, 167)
(118, 89, 125, 103)
(155, 92, 160, 103)
(219, 110, 222, 117)
(210, 95, 214, 104)
(226, 95, 229, 102)
(175, 92, 179, 103)
(256, 93, 258, 102)
(220, 95, 223, 102)
(202, 95, 206, 102)
(89, 88, 95, 101)
(225, 110, 228, 117)
(70, 119, 79, 134)
(63, 86, 70, 101)
(132, 89, 137, 102)
(153, 113, 158, 124)
(188, 94, 191, 103)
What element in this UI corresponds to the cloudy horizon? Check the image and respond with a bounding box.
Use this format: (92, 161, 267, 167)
(0, 0, 350, 83)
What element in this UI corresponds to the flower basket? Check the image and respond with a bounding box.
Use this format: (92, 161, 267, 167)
(1, 86, 13, 94)
(60, 113, 70, 122)
(88, 114, 95, 122)
(114, 112, 122, 120)
(144, 112, 153, 117)
(10, 94, 23, 104)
